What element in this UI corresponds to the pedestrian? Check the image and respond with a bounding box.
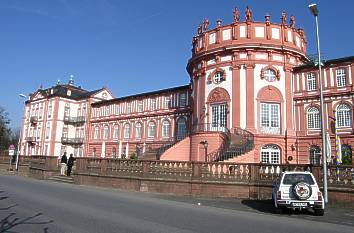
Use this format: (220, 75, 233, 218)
(60, 152, 67, 175)
(67, 154, 76, 176)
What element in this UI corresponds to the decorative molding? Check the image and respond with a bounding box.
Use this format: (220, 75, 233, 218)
(207, 68, 226, 84)
(260, 65, 281, 81)
(207, 87, 231, 103)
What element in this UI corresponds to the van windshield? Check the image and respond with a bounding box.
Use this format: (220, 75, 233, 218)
(282, 174, 315, 185)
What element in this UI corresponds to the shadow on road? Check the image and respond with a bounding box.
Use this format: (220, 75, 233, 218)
(241, 199, 316, 216)
(0, 190, 53, 233)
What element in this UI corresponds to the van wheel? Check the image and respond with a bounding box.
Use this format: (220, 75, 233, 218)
(314, 209, 324, 216)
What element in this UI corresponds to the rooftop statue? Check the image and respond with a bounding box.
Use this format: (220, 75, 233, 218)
(203, 18, 209, 31)
(198, 23, 202, 35)
(290, 15, 295, 29)
(245, 6, 253, 23)
(281, 10, 287, 27)
(233, 7, 239, 24)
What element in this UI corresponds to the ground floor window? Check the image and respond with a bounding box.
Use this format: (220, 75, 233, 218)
(261, 144, 280, 164)
(309, 145, 321, 165)
(341, 144, 352, 165)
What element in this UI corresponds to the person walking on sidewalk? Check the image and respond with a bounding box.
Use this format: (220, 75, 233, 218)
(60, 152, 67, 175)
(67, 154, 76, 176)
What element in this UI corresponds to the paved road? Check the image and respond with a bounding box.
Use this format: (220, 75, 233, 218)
(0, 174, 353, 233)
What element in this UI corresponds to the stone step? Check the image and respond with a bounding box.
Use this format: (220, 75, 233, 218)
(48, 175, 74, 184)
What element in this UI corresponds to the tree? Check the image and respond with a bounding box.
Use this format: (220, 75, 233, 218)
(0, 106, 12, 152)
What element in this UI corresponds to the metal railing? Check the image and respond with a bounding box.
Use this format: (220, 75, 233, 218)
(192, 123, 228, 133)
(61, 137, 84, 144)
(216, 127, 255, 161)
(63, 116, 86, 124)
(25, 137, 36, 143)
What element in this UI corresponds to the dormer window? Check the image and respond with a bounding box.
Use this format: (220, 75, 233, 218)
(264, 69, 276, 82)
(260, 67, 280, 82)
(213, 71, 225, 84)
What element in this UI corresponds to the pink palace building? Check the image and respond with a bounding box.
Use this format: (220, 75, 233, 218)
(19, 7, 354, 165)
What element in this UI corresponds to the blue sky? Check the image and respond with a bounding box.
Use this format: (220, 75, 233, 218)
(1, 0, 354, 129)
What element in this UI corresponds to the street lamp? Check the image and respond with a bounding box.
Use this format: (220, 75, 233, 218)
(200, 140, 208, 162)
(16, 93, 27, 171)
(308, 3, 328, 204)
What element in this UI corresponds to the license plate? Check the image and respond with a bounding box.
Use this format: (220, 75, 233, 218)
(292, 202, 308, 207)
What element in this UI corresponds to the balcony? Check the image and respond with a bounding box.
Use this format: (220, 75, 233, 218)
(61, 137, 84, 145)
(26, 137, 36, 144)
(63, 116, 86, 125)
(30, 116, 38, 125)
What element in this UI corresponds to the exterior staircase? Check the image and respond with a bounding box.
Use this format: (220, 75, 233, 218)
(214, 128, 255, 162)
(48, 174, 74, 184)
(139, 135, 189, 160)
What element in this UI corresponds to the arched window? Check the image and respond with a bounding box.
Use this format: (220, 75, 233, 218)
(103, 125, 109, 140)
(148, 121, 156, 138)
(309, 145, 321, 165)
(261, 144, 280, 164)
(307, 107, 320, 129)
(135, 122, 142, 139)
(162, 120, 170, 138)
(93, 126, 99, 139)
(124, 123, 130, 139)
(177, 118, 187, 140)
(337, 104, 352, 127)
(341, 144, 352, 165)
(113, 124, 119, 139)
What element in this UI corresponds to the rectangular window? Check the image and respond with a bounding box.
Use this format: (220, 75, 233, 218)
(179, 93, 187, 107)
(260, 103, 280, 134)
(45, 125, 50, 139)
(307, 73, 317, 91)
(336, 68, 346, 87)
(127, 103, 131, 114)
(151, 98, 156, 111)
(164, 96, 171, 109)
(137, 101, 143, 112)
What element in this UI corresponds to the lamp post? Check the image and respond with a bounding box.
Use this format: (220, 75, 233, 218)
(16, 94, 27, 171)
(308, 3, 328, 204)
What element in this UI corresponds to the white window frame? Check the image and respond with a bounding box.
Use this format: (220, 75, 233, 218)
(336, 68, 346, 87)
(179, 93, 187, 107)
(260, 103, 280, 134)
(135, 122, 142, 139)
(137, 101, 143, 112)
(151, 98, 156, 111)
(113, 125, 119, 139)
(124, 123, 130, 139)
(148, 121, 156, 138)
(307, 107, 320, 129)
(307, 73, 317, 91)
(264, 69, 276, 82)
(103, 126, 109, 140)
(261, 144, 280, 164)
(162, 120, 170, 138)
(337, 104, 352, 128)
(94, 126, 100, 139)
